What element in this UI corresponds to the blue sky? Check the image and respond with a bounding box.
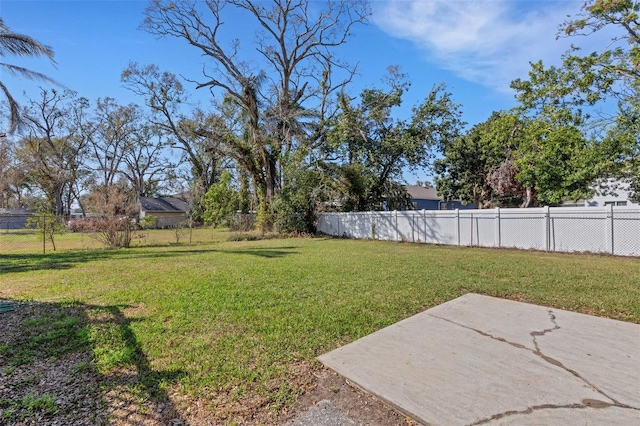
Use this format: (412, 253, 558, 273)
(1, 0, 608, 182)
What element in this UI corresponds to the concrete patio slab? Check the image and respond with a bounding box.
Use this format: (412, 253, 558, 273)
(318, 293, 640, 425)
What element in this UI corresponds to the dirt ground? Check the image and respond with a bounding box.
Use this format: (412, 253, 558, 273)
(286, 367, 418, 426)
(0, 303, 416, 425)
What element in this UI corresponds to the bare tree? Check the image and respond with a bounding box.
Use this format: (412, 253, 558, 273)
(487, 158, 534, 208)
(0, 135, 31, 209)
(0, 134, 13, 207)
(121, 122, 174, 197)
(121, 63, 224, 198)
(0, 135, 22, 208)
(83, 182, 138, 249)
(17, 89, 90, 216)
(142, 0, 369, 223)
(87, 98, 139, 190)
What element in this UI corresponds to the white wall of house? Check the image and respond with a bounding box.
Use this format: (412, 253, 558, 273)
(586, 179, 639, 208)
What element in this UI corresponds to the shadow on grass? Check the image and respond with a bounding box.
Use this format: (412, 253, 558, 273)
(0, 300, 186, 424)
(0, 245, 299, 274)
(221, 246, 299, 258)
(0, 247, 216, 274)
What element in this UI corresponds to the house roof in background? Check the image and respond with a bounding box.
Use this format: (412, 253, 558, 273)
(405, 185, 443, 201)
(169, 192, 194, 202)
(0, 208, 34, 215)
(139, 196, 189, 213)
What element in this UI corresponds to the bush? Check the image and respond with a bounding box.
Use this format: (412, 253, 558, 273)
(202, 171, 238, 227)
(67, 218, 102, 233)
(273, 166, 322, 234)
(255, 202, 275, 233)
(227, 231, 280, 241)
(88, 217, 136, 249)
(138, 215, 158, 230)
(228, 213, 256, 232)
(172, 221, 189, 244)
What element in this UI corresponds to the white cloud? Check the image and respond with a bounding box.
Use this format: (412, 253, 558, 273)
(373, 0, 586, 92)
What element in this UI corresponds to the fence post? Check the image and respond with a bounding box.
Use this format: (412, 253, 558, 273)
(456, 209, 460, 246)
(373, 212, 377, 239)
(608, 204, 615, 255)
(544, 206, 550, 252)
(423, 209, 427, 243)
(470, 212, 474, 247)
(394, 210, 399, 241)
(411, 212, 416, 243)
(370, 211, 374, 240)
(337, 213, 340, 237)
(495, 207, 501, 248)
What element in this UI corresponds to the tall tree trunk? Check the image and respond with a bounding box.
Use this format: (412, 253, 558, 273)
(521, 186, 535, 208)
(54, 185, 64, 217)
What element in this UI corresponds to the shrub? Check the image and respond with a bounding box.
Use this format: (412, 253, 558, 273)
(202, 171, 238, 227)
(88, 217, 136, 249)
(138, 215, 158, 230)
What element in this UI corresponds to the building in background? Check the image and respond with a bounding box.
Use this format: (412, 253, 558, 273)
(586, 179, 639, 208)
(0, 209, 34, 229)
(405, 185, 474, 210)
(138, 196, 190, 228)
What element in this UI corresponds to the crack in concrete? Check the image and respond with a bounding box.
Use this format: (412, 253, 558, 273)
(469, 399, 640, 425)
(527, 310, 627, 407)
(530, 309, 560, 353)
(426, 314, 528, 350)
(468, 400, 612, 425)
(426, 312, 640, 423)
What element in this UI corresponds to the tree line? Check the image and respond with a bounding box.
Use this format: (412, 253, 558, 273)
(437, 0, 640, 208)
(1, 0, 638, 235)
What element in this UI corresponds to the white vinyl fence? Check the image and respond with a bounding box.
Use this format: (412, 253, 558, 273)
(317, 206, 640, 257)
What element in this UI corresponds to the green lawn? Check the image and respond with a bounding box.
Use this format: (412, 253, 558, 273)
(1, 234, 639, 422)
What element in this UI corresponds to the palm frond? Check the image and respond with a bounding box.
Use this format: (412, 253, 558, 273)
(0, 18, 63, 134)
(0, 18, 55, 63)
(0, 80, 22, 133)
(0, 62, 64, 87)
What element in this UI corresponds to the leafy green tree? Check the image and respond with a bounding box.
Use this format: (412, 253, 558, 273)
(435, 112, 518, 208)
(326, 71, 463, 211)
(506, 1, 640, 203)
(598, 99, 640, 199)
(142, 0, 369, 228)
(202, 171, 238, 227)
(436, 107, 600, 208)
(138, 214, 158, 230)
(273, 167, 321, 234)
(273, 147, 342, 233)
(510, 117, 597, 206)
(482, 113, 599, 208)
(0, 18, 60, 134)
(560, 0, 640, 95)
(237, 170, 252, 214)
(557, 0, 640, 199)
(511, 59, 622, 206)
